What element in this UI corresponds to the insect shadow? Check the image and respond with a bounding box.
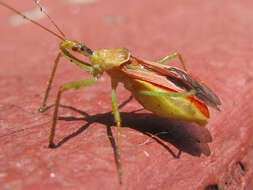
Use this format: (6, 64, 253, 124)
(53, 96, 212, 159)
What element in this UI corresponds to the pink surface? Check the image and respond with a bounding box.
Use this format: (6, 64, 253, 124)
(0, 0, 253, 189)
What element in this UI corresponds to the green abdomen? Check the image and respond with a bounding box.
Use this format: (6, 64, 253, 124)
(126, 79, 209, 126)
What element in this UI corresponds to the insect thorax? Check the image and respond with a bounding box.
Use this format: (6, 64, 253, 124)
(90, 48, 130, 72)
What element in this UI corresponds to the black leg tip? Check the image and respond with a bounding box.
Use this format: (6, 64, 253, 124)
(48, 143, 56, 148)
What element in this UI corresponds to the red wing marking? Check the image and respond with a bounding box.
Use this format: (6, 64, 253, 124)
(127, 56, 221, 110)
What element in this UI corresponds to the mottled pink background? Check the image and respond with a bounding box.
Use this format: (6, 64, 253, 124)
(0, 0, 253, 189)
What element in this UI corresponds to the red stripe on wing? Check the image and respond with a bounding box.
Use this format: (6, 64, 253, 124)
(131, 56, 221, 110)
(120, 57, 210, 118)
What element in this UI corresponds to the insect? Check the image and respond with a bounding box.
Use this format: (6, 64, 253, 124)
(0, 1, 221, 183)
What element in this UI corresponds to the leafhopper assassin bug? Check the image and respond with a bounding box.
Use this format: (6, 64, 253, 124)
(0, 1, 221, 183)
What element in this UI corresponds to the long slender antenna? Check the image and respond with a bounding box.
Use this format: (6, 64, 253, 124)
(34, 0, 66, 38)
(0, 1, 65, 41)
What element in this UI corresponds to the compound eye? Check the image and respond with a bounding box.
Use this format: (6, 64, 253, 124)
(80, 45, 86, 51)
(86, 48, 93, 55)
(72, 45, 79, 51)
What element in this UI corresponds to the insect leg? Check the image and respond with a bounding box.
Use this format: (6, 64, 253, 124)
(158, 52, 187, 72)
(48, 77, 97, 148)
(39, 53, 62, 112)
(61, 49, 93, 73)
(111, 80, 123, 183)
(39, 51, 93, 112)
(138, 90, 194, 97)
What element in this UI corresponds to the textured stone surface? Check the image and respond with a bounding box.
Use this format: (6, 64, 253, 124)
(0, 0, 253, 189)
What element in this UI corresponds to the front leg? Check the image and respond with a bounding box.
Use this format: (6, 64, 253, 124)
(39, 52, 62, 112)
(48, 77, 97, 148)
(39, 51, 93, 112)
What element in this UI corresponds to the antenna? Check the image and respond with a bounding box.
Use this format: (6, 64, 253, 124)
(34, 0, 66, 38)
(0, 1, 65, 41)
